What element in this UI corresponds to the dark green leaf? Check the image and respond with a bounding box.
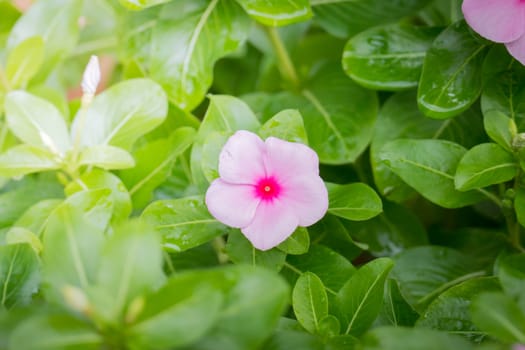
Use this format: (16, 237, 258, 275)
(292, 272, 328, 334)
(226, 230, 287, 271)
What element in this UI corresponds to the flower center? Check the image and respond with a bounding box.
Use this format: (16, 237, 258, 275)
(255, 177, 281, 201)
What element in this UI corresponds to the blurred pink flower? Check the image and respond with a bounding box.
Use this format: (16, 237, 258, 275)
(205, 130, 328, 251)
(513, 345, 525, 350)
(462, 0, 525, 64)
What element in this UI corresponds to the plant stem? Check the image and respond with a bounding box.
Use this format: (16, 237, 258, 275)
(264, 26, 300, 89)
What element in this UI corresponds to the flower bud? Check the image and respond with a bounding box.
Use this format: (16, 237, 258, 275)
(81, 55, 100, 97)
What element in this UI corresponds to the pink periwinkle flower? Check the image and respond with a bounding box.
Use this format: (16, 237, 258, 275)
(514, 345, 525, 350)
(205, 130, 328, 251)
(462, 0, 525, 65)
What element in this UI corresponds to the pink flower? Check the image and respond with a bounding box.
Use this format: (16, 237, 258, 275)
(462, 0, 525, 64)
(205, 130, 328, 251)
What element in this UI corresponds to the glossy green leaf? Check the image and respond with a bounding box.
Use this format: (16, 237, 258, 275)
(95, 220, 165, 322)
(293, 272, 328, 334)
(65, 169, 132, 223)
(226, 230, 287, 271)
(343, 24, 438, 90)
(146, 0, 250, 110)
(417, 277, 500, 342)
(327, 183, 382, 221)
(8, 314, 101, 350)
(277, 227, 310, 255)
(497, 254, 525, 303)
(235, 0, 311, 26)
(5, 36, 44, 88)
(471, 292, 525, 344)
(0, 243, 39, 309)
(259, 109, 308, 144)
(0, 145, 60, 177)
(7, 0, 82, 81)
(73, 79, 167, 150)
(336, 257, 394, 336)
(142, 196, 226, 252)
(4, 91, 70, 154)
(360, 327, 474, 350)
(200, 131, 230, 182)
(455, 143, 517, 191)
(418, 21, 489, 119)
(78, 145, 135, 170)
(312, 0, 432, 38)
(379, 139, 485, 208)
(308, 215, 364, 259)
(119, 0, 169, 10)
(191, 95, 260, 189)
(119, 127, 195, 208)
(376, 279, 419, 327)
(391, 246, 482, 313)
(483, 110, 517, 152)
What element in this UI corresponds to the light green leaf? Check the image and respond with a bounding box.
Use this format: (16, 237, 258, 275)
(483, 110, 517, 152)
(73, 79, 167, 150)
(200, 131, 230, 182)
(5, 36, 44, 88)
(343, 24, 438, 90)
(226, 230, 287, 271)
(119, 0, 169, 10)
(120, 127, 195, 208)
(4, 91, 70, 154)
(8, 314, 102, 350)
(277, 227, 310, 255)
(5, 227, 43, 254)
(78, 145, 135, 170)
(418, 21, 489, 119)
(142, 196, 226, 252)
(0, 243, 40, 309)
(391, 246, 482, 313)
(471, 292, 525, 344)
(336, 257, 393, 336)
(235, 0, 311, 26)
(379, 139, 485, 208)
(259, 109, 308, 144)
(455, 143, 517, 191)
(7, 0, 83, 81)
(0, 145, 60, 177)
(327, 183, 382, 221)
(293, 272, 328, 334)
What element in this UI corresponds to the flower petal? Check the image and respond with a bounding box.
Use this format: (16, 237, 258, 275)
(506, 35, 525, 65)
(264, 137, 319, 182)
(218, 130, 266, 184)
(205, 179, 259, 228)
(81, 55, 101, 95)
(462, 0, 525, 43)
(241, 199, 299, 251)
(282, 175, 328, 226)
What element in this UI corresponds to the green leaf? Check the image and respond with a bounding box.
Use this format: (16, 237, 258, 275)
(63, 189, 114, 233)
(7, 0, 82, 81)
(379, 139, 485, 208)
(8, 314, 102, 350)
(5, 227, 43, 254)
(95, 220, 165, 323)
(226, 230, 287, 271)
(312, 0, 432, 38)
(277, 227, 310, 255)
(259, 109, 308, 144)
(119, 0, 169, 10)
(285, 244, 356, 292)
(200, 131, 230, 182)
(293, 272, 329, 334)
(191, 95, 260, 189)
(5, 36, 44, 88)
(0, 145, 61, 177)
(235, 0, 311, 26)
(455, 143, 517, 191)
(336, 257, 394, 336)
(360, 327, 474, 350)
(418, 21, 489, 119)
(391, 246, 482, 313)
(516, 189, 525, 229)
(497, 254, 525, 303)
(119, 127, 195, 209)
(142, 196, 226, 252)
(417, 277, 500, 342)
(146, 0, 250, 110)
(78, 145, 135, 170)
(73, 79, 167, 150)
(343, 24, 438, 90)
(471, 292, 525, 344)
(127, 278, 223, 350)
(42, 203, 105, 304)
(483, 110, 517, 152)
(4, 91, 70, 154)
(376, 279, 419, 327)
(327, 183, 382, 221)
(0, 243, 39, 309)
(65, 169, 132, 223)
